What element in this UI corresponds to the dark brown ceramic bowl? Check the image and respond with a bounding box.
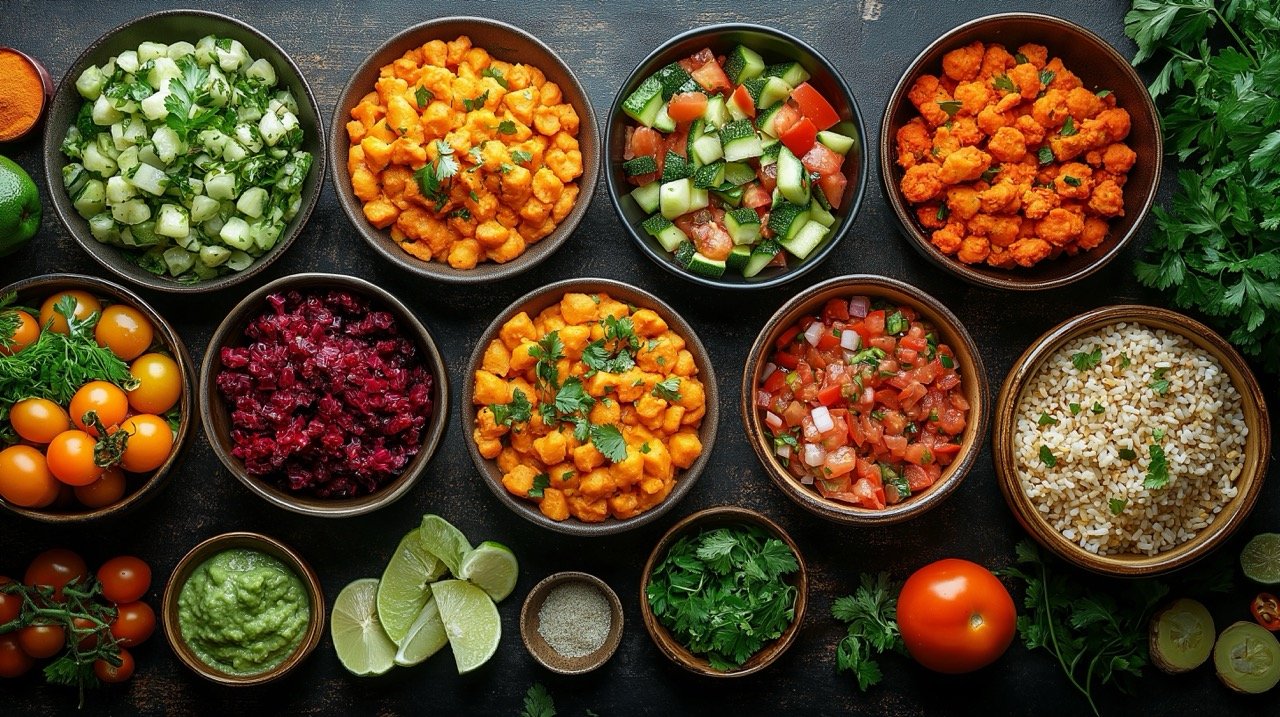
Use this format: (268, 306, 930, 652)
(994, 305, 1271, 577)
(0, 47, 54, 142)
(520, 571, 624, 675)
(639, 506, 807, 677)
(0, 273, 196, 523)
(606, 23, 868, 289)
(199, 272, 448, 517)
(743, 275, 989, 525)
(42, 9, 325, 293)
(329, 16, 598, 284)
(880, 13, 1162, 291)
(162, 531, 325, 686)
(463, 277, 719, 536)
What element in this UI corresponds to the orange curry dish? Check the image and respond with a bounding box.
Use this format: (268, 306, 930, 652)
(895, 41, 1135, 269)
(346, 35, 584, 269)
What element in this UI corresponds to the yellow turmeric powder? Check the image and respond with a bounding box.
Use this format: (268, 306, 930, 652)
(0, 49, 46, 142)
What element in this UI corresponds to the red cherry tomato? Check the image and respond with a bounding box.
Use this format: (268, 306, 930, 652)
(1252, 593, 1280, 632)
(790, 82, 841, 130)
(110, 602, 155, 647)
(17, 624, 66, 659)
(93, 647, 134, 683)
(24, 548, 89, 602)
(97, 556, 151, 604)
(0, 633, 33, 677)
(896, 558, 1017, 674)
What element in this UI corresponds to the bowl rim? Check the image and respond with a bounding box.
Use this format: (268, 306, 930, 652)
(461, 276, 719, 536)
(638, 505, 808, 677)
(0, 46, 53, 142)
(877, 11, 1164, 291)
(197, 271, 449, 517)
(519, 570, 625, 675)
(327, 15, 599, 285)
(0, 272, 198, 522)
(741, 273, 989, 525)
(603, 21, 870, 291)
(41, 8, 327, 294)
(992, 304, 1272, 576)
(160, 530, 326, 686)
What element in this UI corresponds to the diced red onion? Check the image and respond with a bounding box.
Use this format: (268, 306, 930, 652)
(775, 443, 791, 460)
(849, 296, 870, 318)
(800, 474, 814, 485)
(765, 411, 783, 430)
(761, 362, 777, 381)
(755, 390, 773, 409)
(803, 321, 825, 346)
(840, 330, 861, 351)
(803, 443, 826, 467)
(811, 406, 834, 433)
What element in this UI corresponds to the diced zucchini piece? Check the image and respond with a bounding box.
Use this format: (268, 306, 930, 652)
(808, 201, 837, 228)
(105, 176, 136, 204)
(724, 45, 766, 85)
(139, 81, 172, 122)
(817, 130, 856, 155)
(655, 63, 693, 100)
(686, 251, 726, 278)
(653, 104, 676, 133)
(259, 111, 287, 146)
(116, 50, 140, 75)
(111, 198, 151, 225)
(73, 180, 106, 220)
(760, 140, 782, 167)
(204, 171, 236, 200)
(151, 126, 183, 165)
(722, 162, 756, 186)
(222, 139, 247, 163)
(234, 123, 263, 153)
(742, 78, 767, 106)
(131, 163, 169, 196)
(155, 204, 190, 238)
(137, 41, 168, 63)
(88, 213, 120, 244)
(776, 146, 810, 205)
(659, 150, 691, 183)
(673, 240, 696, 267)
(62, 163, 88, 195)
(686, 119, 706, 157)
(216, 39, 249, 72)
(659, 178, 708, 219)
(225, 250, 254, 271)
(622, 76, 664, 128)
(712, 185, 744, 207)
(245, 58, 278, 87)
(743, 239, 783, 278)
(780, 219, 828, 260)
(82, 143, 118, 177)
(251, 220, 282, 251)
(116, 147, 141, 176)
(75, 66, 106, 100)
(125, 220, 161, 247)
(690, 134, 723, 165)
(630, 182, 661, 214)
(719, 120, 762, 162)
(641, 213, 689, 252)
(767, 201, 808, 241)
(756, 103, 784, 138)
(147, 57, 181, 87)
(726, 244, 753, 272)
(162, 246, 196, 276)
(725, 207, 762, 245)
(200, 244, 232, 267)
(764, 62, 811, 87)
(756, 77, 792, 109)
(622, 155, 657, 177)
(190, 195, 221, 223)
(702, 94, 730, 129)
(91, 94, 124, 126)
(236, 186, 269, 219)
(692, 162, 725, 190)
(219, 216, 253, 250)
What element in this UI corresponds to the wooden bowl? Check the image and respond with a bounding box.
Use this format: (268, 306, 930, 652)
(199, 272, 448, 517)
(0, 273, 197, 523)
(879, 12, 1162, 291)
(0, 47, 54, 142)
(41, 9, 325, 294)
(742, 274, 989, 525)
(161, 531, 325, 686)
(462, 277, 718, 536)
(519, 571, 624, 675)
(639, 506, 807, 677)
(605, 23, 868, 289)
(993, 305, 1271, 576)
(329, 16, 599, 284)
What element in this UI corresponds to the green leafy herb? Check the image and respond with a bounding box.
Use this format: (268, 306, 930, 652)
(885, 311, 908, 335)
(589, 423, 627, 463)
(1091, 402, 1105, 415)
(936, 204, 951, 221)
(937, 99, 963, 117)
(848, 346, 886, 366)
(528, 472, 550, 498)
(497, 120, 517, 135)
(1038, 412, 1060, 426)
(414, 141, 460, 210)
(414, 86, 434, 108)
(1144, 443, 1169, 489)
(980, 165, 1002, 183)
(1153, 427, 1166, 441)
(529, 331, 564, 392)
(1060, 116, 1078, 137)
(1037, 146, 1055, 165)
(1039, 69, 1056, 86)
(1039, 445, 1057, 467)
(1095, 89, 1112, 98)
(1109, 497, 1127, 515)
(939, 355, 954, 369)
(832, 573, 904, 691)
(1118, 448, 1138, 460)
(520, 682, 556, 717)
(511, 149, 533, 165)
(163, 56, 220, 140)
(993, 74, 1017, 92)
(581, 339, 634, 375)
(1119, 352, 1131, 368)
(1063, 175, 1082, 187)
(553, 379, 595, 417)
(1148, 367, 1171, 395)
(462, 90, 489, 111)
(652, 377, 682, 402)
(1071, 348, 1103, 371)
(490, 388, 532, 427)
(1014, 52, 1030, 64)
(481, 66, 509, 89)
(1069, 402, 1082, 415)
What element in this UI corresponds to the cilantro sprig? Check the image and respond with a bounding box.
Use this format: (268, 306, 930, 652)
(832, 573, 905, 691)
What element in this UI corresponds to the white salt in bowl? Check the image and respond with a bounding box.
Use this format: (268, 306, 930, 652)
(519, 571, 624, 674)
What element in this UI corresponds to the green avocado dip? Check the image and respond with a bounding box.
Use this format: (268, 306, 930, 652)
(177, 548, 310, 676)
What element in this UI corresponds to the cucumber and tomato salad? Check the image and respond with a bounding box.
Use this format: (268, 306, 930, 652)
(621, 45, 855, 279)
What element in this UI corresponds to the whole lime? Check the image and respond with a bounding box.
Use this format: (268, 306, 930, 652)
(0, 155, 40, 256)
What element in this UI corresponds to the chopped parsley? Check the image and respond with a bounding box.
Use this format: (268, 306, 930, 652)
(938, 99, 963, 117)
(497, 120, 517, 135)
(1117, 448, 1138, 460)
(511, 148, 533, 165)
(481, 66, 509, 89)
(1038, 412, 1060, 426)
(1071, 348, 1103, 371)
(414, 86, 434, 107)
(490, 388, 532, 426)
(1069, 402, 1082, 415)
(1108, 497, 1127, 515)
(1037, 146, 1055, 165)
(1149, 367, 1171, 395)
(462, 90, 489, 111)
(1060, 116, 1078, 137)
(528, 472, 550, 498)
(993, 74, 1016, 92)
(1091, 402, 1105, 414)
(1039, 445, 1057, 467)
(1063, 175, 1082, 187)
(652, 377, 682, 402)
(885, 311, 909, 335)
(1143, 444, 1169, 489)
(589, 423, 627, 462)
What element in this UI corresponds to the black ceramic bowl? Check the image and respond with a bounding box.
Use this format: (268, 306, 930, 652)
(42, 9, 325, 293)
(606, 23, 868, 290)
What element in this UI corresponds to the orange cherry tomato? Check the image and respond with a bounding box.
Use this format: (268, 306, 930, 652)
(17, 624, 65, 659)
(69, 381, 129, 435)
(0, 310, 39, 355)
(95, 304, 153, 361)
(118, 415, 172, 473)
(0, 445, 60, 508)
(10, 397, 71, 444)
(110, 602, 155, 647)
(39, 291, 100, 335)
(127, 353, 182, 414)
(897, 558, 1017, 674)
(45, 430, 104, 487)
(94, 647, 134, 683)
(0, 633, 33, 677)
(73, 467, 126, 509)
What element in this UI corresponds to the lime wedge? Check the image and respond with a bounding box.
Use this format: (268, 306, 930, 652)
(459, 541, 519, 602)
(1241, 533, 1280, 585)
(378, 527, 447, 644)
(431, 579, 501, 674)
(331, 578, 397, 676)
(419, 514, 474, 576)
(394, 596, 449, 666)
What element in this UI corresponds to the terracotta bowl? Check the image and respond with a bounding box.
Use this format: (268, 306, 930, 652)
(880, 12, 1162, 291)
(41, 9, 325, 294)
(0, 273, 196, 523)
(161, 531, 325, 686)
(199, 272, 448, 517)
(606, 23, 868, 289)
(520, 571, 624, 675)
(0, 47, 54, 142)
(463, 277, 718, 536)
(742, 274, 988, 525)
(639, 506, 807, 677)
(329, 16, 599, 284)
(994, 305, 1271, 577)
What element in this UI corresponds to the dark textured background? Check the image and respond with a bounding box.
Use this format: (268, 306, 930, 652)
(2, 1, 1277, 715)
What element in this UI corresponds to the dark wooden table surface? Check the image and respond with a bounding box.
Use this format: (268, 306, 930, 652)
(2, 1, 1277, 715)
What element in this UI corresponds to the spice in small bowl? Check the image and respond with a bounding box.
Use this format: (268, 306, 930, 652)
(0, 47, 53, 143)
(520, 571, 623, 674)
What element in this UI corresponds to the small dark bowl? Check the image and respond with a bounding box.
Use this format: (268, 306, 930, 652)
(199, 272, 448, 517)
(606, 23, 868, 290)
(0, 47, 54, 142)
(639, 506, 808, 677)
(0, 273, 197, 523)
(329, 16, 598, 284)
(42, 9, 326, 293)
(742, 275, 989, 525)
(162, 531, 326, 686)
(520, 571, 624, 675)
(463, 277, 719, 536)
(879, 12, 1162, 291)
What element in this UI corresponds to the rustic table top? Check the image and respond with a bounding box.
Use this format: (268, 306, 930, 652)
(2, 1, 1276, 715)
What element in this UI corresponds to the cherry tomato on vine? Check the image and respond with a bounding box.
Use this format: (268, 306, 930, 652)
(0, 576, 19, 624)
(24, 548, 89, 602)
(69, 381, 129, 435)
(73, 468, 126, 509)
(45, 430, 104, 487)
(39, 291, 100, 335)
(94, 305, 153, 361)
(127, 353, 182, 415)
(118, 415, 171, 473)
(110, 601, 155, 647)
(93, 647, 134, 683)
(71, 616, 100, 650)
(0, 634, 33, 677)
(0, 445, 59, 508)
(10, 398, 70, 444)
(17, 624, 65, 659)
(97, 556, 151, 604)
(897, 558, 1017, 674)
(0, 310, 39, 355)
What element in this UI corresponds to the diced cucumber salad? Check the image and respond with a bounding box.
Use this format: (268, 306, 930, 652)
(621, 45, 856, 280)
(59, 36, 313, 283)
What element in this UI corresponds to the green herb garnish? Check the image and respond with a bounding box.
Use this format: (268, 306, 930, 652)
(832, 572, 904, 691)
(1071, 348, 1103, 371)
(1039, 445, 1057, 467)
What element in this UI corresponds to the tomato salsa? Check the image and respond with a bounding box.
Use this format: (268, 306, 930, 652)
(755, 296, 969, 509)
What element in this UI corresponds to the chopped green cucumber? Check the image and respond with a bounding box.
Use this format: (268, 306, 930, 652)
(776, 146, 810, 205)
(692, 162, 725, 190)
(702, 94, 730, 128)
(686, 119, 706, 158)
(622, 76, 664, 127)
(780, 218, 827, 259)
(767, 201, 808, 241)
(711, 185, 744, 207)
(808, 200, 837, 228)
(743, 239, 782, 278)
(743, 78, 767, 106)
(726, 244, 753, 272)
(623, 154, 658, 177)
(756, 77, 792, 108)
(631, 182, 661, 213)
(673, 240, 697, 267)
(817, 130, 856, 155)
(653, 103, 676, 132)
(660, 150, 691, 183)
(720, 120, 763, 162)
(725, 207, 762, 245)
(686, 251, 726, 278)
(641, 213, 690, 252)
(724, 45, 766, 85)
(760, 140, 782, 167)
(659, 177, 709, 219)
(722, 162, 756, 186)
(756, 103, 784, 138)
(655, 63, 693, 100)
(690, 134, 723, 165)
(764, 62, 811, 87)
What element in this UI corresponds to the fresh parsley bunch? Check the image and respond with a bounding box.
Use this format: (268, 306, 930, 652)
(832, 572, 905, 691)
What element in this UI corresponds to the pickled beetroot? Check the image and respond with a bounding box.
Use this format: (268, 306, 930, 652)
(215, 289, 433, 497)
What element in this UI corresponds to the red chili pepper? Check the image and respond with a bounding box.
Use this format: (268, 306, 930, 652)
(1252, 593, 1280, 631)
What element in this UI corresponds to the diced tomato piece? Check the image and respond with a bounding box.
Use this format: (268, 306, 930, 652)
(899, 382, 927, 411)
(824, 446, 857, 477)
(691, 60, 732, 94)
(881, 411, 908, 437)
(950, 393, 971, 411)
(816, 384, 843, 406)
(763, 369, 787, 393)
(767, 251, 788, 268)
(904, 464, 934, 491)
(664, 124, 690, 158)
(903, 442, 933, 466)
(775, 325, 802, 348)
(938, 407, 967, 435)
(900, 335, 928, 352)
(743, 182, 771, 209)
(848, 478, 885, 510)
(759, 162, 778, 193)
(731, 85, 756, 118)
(628, 126, 661, 159)
(782, 400, 807, 427)
(774, 350, 799, 369)
(667, 92, 708, 122)
(865, 310, 885, 336)
(874, 390, 901, 412)
(795, 360, 814, 386)
(870, 335, 897, 353)
(790, 82, 841, 130)
(801, 416, 820, 442)
(801, 143, 843, 175)
(816, 329, 840, 350)
(929, 442, 962, 462)
(898, 348, 920, 366)
(770, 104, 802, 136)
(818, 172, 847, 209)
(911, 361, 941, 385)
(779, 116, 817, 156)
(822, 299, 850, 322)
(673, 212, 700, 237)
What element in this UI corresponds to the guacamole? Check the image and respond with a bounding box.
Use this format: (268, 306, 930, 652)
(177, 548, 309, 675)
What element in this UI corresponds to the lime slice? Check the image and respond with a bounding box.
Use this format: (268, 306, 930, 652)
(394, 596, 449, 666)
(431, 579, 501, 674)
(331, 578, 397, 676)
(419, 514, 474, 577)
(1241, 533, 1280, 585)
(459, 541, 519, 602)
(378, 528, 447, 644)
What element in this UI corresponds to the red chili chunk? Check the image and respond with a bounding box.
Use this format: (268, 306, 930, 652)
(215, 290, 434, 498)
(756, 296, 968, 509)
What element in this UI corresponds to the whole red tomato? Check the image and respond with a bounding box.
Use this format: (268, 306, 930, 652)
(897, 558, 1016, 674)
